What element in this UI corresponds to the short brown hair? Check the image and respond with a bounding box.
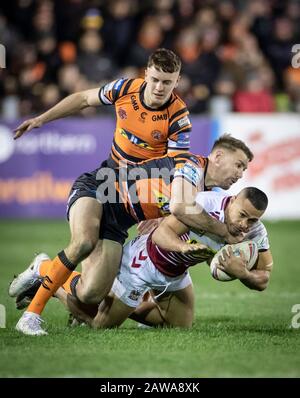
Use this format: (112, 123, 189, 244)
(211, 134, 254, 162)
(147, 48, 181, 73)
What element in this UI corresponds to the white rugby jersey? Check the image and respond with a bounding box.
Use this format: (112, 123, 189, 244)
(147, 191, 270, 277)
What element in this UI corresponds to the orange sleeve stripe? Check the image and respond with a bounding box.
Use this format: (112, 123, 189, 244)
(199, 157, 207, 168)
(127, 79, 144, 93)
(174, 156, 192, 162)
(118, 78, 143, 98)
(107, 91, 113, 102)
(164, 152, 180, 160)
(174, 155, 205, 169)
(119, 79, 133, 97)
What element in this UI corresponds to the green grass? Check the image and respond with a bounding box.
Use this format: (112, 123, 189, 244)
(0, 220, 300, 377)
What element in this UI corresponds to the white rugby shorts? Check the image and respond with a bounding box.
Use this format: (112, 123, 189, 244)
(111, 234, 192, 308)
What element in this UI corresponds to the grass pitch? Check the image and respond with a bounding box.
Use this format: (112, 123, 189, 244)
(0, 220, 300, 378)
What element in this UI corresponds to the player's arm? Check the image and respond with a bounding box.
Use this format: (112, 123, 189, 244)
(152, 215, 188, 251)
(151, 215, 210, 255)
(14, 88, 101, 139)
(239, 249, 273, 291)
(170, 176, 238, 243)
(218, 248, 273, 291)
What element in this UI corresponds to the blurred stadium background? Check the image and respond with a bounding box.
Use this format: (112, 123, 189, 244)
(0, 0, 300, 378)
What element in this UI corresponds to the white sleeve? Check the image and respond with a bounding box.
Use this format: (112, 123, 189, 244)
(245, 221, 270, 251)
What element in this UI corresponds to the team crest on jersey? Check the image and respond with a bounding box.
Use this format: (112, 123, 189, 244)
(118, 107, 127, 119)
(151, 130, 163, 140)
(128, 290, 142, 301)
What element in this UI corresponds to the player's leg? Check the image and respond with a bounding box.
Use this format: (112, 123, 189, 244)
(54, 287, 70, 311)
(157, 284, 195, 328)
(63, 290, 134, 328)
(129, 292, 165, 326)
(13, 196, 102, 335)
(12, 240, 122, 310)
(11, 230, 124, 334)
(28, 196, 101, 309)
(65, 196, 102, 263)
(86, 237, 151, 328)
(32, 237, 143, 328)
(130, 283, 195, 328)
(22, 281, 133, 330)
(66, 199, 131, 305)
(73, 239, 123, 304)
(92, 293, 135, 328)
(65, 280, 194, 329)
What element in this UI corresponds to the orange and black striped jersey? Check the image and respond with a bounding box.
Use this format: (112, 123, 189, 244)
(111, 151, 208, 222)
(98, 78, 192, 166)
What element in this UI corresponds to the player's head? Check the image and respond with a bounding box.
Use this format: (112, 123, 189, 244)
(144, 48, 181, 108)
(225, 187, 268, 235)
(207, 134, 254, 190)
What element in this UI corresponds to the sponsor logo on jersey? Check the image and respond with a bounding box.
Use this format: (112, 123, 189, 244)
(119, 129, 154, 149)
(178, 115, 190, 128)
(152, 114, 167, 122)
(176, 132, 190, 146)
(130, 95, 139, 111)
(118, 107, 127, 119)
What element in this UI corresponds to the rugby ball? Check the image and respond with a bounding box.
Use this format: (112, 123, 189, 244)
(210, 240, 258, 281)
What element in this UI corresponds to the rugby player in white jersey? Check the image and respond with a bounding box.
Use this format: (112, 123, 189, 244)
(33, 186, 273, 329)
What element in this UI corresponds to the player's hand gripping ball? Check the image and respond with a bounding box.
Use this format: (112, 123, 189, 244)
(210, 241, 258, 281)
